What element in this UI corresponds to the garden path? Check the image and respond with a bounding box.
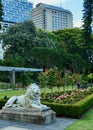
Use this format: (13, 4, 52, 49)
(0, 117, 77, 130)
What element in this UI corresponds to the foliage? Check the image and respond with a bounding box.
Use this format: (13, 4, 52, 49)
(38, 69, 49, 87)
(31, 47, 60, 68)
(0, 99, 7, 109)
(0, 0, 3, 29)
(38, 68, 88, 91)
(0, 19, 93, 73)
(1, 91, 93, 118)
(0, 21, 58, 68)
(38, 68, 63, 87)
(42, 93, 93, 118)
(1, 20, 36, 67)
(82, 0, 93, 62)
(87, 73, 93, 82)
(0, 56, 24, 67)
(53, 28, 83, 54)
(0, 86, 93, 119)
(53, 28, 90, 72)
(34, 28, 57, 49)
(82, 0, 93, 42)
(61, 53, 89, 72)
(42, 88, 93, 104)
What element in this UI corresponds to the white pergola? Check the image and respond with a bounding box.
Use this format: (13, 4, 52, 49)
(0, 66, 43, 86)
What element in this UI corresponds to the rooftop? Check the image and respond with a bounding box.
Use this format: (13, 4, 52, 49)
(36, 3, 72, 14)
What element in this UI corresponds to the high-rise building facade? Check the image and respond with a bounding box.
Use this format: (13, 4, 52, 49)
(31, 3, 73, 31)
(0, 0, 33, 60)
(1, 0, 33, 31)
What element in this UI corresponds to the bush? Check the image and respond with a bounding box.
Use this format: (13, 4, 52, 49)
(0, 94, 93, 119)
(0, 99, 7, 109)
(42, 94, 93, 118)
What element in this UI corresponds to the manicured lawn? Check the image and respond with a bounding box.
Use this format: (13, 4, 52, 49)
(0, 85, 77, 99)
(0, 89, 26, 99)
(0, 86, 61, 99)
(65, 108, 93, 130)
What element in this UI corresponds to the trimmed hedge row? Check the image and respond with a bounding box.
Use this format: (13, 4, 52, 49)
(0, 94, 93, 119)
(42, 94, 93, 118)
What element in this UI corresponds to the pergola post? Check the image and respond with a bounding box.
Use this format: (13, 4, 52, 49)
(0, 66, 43, 89)
(11, 70, 15, 87)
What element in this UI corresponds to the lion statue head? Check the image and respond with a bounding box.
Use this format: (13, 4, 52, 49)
(26, 83, 41, 101)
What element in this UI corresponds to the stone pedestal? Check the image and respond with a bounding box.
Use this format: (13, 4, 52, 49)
(0, 107, 56, 125)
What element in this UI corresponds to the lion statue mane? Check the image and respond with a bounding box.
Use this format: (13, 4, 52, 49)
(5, 83, 47, 110)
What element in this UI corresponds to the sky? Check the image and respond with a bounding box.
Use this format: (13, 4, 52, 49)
(28, 0, 83, 27)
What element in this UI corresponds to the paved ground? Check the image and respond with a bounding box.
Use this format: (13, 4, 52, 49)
(0, 118, 77, 130)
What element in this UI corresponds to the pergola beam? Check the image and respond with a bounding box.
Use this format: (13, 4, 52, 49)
(0, 66, 43, 86)
(0, 66, 43, 72)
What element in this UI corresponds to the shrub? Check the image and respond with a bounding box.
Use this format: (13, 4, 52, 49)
(0, 99, 7, 109)
(0, 94, 93, 119)
(42, 94, 93, 118)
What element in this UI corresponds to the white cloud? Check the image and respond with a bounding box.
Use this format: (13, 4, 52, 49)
(28, 0, 71, 7)
(74, 20, 83, 28)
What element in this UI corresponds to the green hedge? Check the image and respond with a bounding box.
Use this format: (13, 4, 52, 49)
(0, 94, 93, 119)
(0, 99, 7, 109)
(42, 94, 93, 118)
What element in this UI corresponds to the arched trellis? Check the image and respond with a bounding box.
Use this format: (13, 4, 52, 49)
(0, 66, 43, 87)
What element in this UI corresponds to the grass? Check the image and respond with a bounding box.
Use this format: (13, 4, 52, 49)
(0, 87, 59, 99)
(0, 86, 59, 99)
(0, 85, 77, 99)
(65, 108, 93, 130)
(0, 89, 26, 99)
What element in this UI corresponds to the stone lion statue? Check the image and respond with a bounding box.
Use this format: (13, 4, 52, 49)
(5, 83, 47, 110)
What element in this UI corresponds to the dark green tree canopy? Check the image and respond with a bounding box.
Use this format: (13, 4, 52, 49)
(33, 28, 57, 49)
(0, 20, 36, 65)
(83, 0, 93, 31)
(82, 0, 93, 45)
(82, 0, 93, 62)
(31, 47, 60, 69)
(0, 0, 3, 21)
(1, 17, 93, 72)
(0, 20, 58, 68)
(53, 28, 83, 54)
(0, 0, 3, 29)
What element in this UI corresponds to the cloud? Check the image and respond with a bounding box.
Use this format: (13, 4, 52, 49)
(28, 0, 72, 7)
(74, 20, 83, 28)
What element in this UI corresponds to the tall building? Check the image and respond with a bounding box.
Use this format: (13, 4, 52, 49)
(31, 3, 73, 31)
(0, 0, 33, 60)
(1, 0, 33, 31)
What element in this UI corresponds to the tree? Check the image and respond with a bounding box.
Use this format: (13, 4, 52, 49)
(0, 20, 57, 68)
(0, 0, 3, 29)
(82, 0, 93, 43)
(53, 28, 83, 55)
(60, 53, 89, 73)
(82, 0, 93, 61)
(33, 28, 57, 49)
(31, 47, 60, 69)
(0, 20, 36, 67)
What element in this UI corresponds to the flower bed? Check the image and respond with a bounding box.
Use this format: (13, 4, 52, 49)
(42, 93, 93, 118)
(41, 88, 93, 118)
(41, 88, 93, 104)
